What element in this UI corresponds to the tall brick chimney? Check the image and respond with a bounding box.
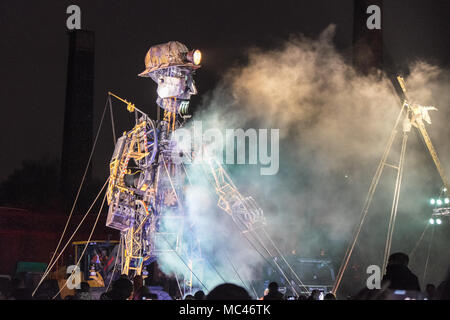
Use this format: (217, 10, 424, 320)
(61, 30, 95, 207)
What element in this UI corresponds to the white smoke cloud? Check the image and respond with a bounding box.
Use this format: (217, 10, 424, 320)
(156, 25, 450, 296)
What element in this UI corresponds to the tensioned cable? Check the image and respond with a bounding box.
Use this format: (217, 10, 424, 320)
(382, 132, 408, 272)
(233, 215, 299, 297)
(422, 224, 435, 284)
(182, 160, 261, 298)
(33, 95, 111, 296)
(106, 237, 122, 292)
(162, 157, 228, 286)
(108, 95, 117, 145)
(409, 224, 430, 259)
(199, 153, 303, 296)
(33, 178, 109, 296)
(193, 153, 302, 296)
(40, 180, 108, 288)
(159, 232, 209, 292)
(180, 138, 304, 296)
(224, 249, 259, 299)
(173, 272, 184, 299)
(52, 193, 107, 299)
(260, 228, 309, 292)
(181, 162, 245, 282)
(332, 102, 406, 295)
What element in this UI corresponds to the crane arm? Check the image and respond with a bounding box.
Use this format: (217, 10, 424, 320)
(397, 76, 450, 193)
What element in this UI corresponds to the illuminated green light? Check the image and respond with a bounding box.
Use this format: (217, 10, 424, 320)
(430, 199, 436, 205)
(437, 199, 443, 206)
(436, 219, 442, 225)
(429, 218, 435, 224)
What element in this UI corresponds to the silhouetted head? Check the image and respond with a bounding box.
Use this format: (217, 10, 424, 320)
(184, 294, 195, 300)
(388, 252, 409, 266)
(112, 278, 133, 300)
(268, 282, 279, 292)
(309, 289, 321, 300)
(206, 283, 252, 300)
(136, 286, 151, 300)
(194, 290, 205, 300)
(324, 293, 336, 300)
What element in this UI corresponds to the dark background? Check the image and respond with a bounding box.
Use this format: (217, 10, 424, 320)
(0, 0, 449, 296)
(0, 0, 449, 183)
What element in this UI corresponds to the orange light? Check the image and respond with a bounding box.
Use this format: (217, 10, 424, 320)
(187, 49, 202, 65)
(193, 49, 202, 65)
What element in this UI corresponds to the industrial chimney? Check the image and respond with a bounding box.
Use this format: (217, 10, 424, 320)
(353, 0, 383, 74)
(60, 30, 95, 208)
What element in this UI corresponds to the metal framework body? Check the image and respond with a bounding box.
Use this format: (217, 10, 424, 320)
(200, 149, 309, 296)
(105, 94, 188, 279)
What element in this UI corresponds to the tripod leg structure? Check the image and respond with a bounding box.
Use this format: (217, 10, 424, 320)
(332, 103, 406, 294)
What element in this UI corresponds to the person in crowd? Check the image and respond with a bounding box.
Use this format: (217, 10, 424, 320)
(100, 277, 133, 300)
(133, 286, 151, 300)
(382, 252, 421, 292)
(263, 282, 284, 300)
(74, 282, 91, 300)
(132, 275, 144, 300)
(206, 283, 252, 300)
(425, 283, 436, 300)
(307, 289, 321, 300)
(184, 294, 195, 300)
(31, 279, 62, 300)
(194, 290, 205, 300)
(324, 292, 336, 300)
(436, 272, 450, 300)
(297, 294, 308, 300)
(0, 278, 12, 300)
(10, 277, 32, 300)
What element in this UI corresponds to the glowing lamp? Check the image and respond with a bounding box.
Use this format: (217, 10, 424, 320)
(437, 199, 443, 206)
(445, 198, 449, 204)
(436, 219, 442, 225)
(430, 199, 435, 205)
(429, 218, 435, 225)
(187, 49, 202, 65)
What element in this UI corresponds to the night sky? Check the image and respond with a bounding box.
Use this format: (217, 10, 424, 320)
(0, 0, 449, 182)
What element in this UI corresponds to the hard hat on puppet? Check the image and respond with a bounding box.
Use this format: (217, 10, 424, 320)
(138, 41, 201, 79)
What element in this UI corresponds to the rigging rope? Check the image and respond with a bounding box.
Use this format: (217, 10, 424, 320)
(409, 224, 430, 259)
(108, 95, 117, 145)
(33, 95, 111, 296)
(162, 157, 229, 288)
(33, 178, 109, 296)
(382, 131, 408, 272)
(52, 192, 107, 299)
(224, 249, 259, 299)
(182, 161, 263, 298)
(159, 233, 210, 292)
(422, 224, 435, 284)
(189, 153, 304, 296)
(332, 102, 406, 295)
(106, 236, 123, 292)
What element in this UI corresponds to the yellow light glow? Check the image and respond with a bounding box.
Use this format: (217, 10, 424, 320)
(193, 49, 202, 65)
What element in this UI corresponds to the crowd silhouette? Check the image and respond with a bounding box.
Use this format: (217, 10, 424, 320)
(1, 252, 449, 300)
